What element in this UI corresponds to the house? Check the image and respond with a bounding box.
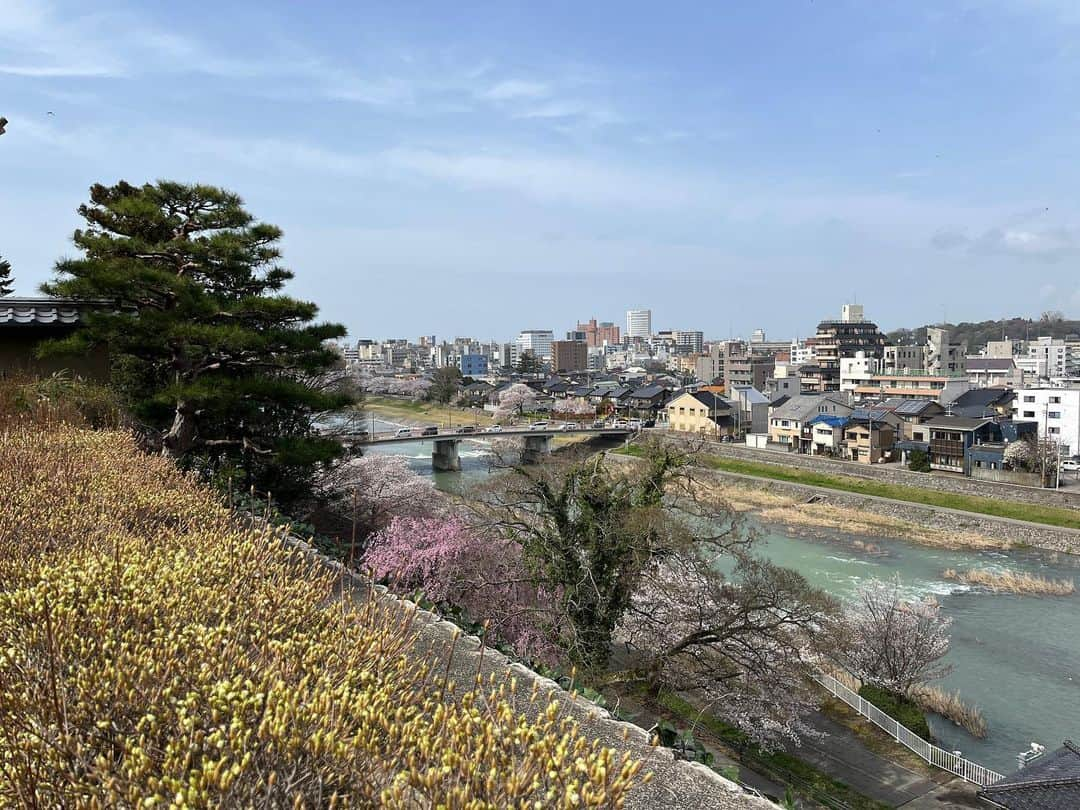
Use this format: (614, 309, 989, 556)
(949, 388, 1016, 420)
(805, 414, 850, 456)
(967, 357, 1022, 389)
(459, 381, 494, 407)
(842, 407, 898, 463)
(666, 391, 735, 436)
(923, 416, 1002, 473)
(886, 399, 945, 442)
(852, 372, 970, 404)
(728, 385, 771, 435)
(0, 297, 113, 381)
(768, 394, 853, 452)
(627, 385, 671, 417)
(979, 740, 1080, 809)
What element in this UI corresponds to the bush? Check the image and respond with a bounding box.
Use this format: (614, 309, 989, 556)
(0, 421, 646, 806)
(908, 449, 931, 472)
(857, 684, 932, 741)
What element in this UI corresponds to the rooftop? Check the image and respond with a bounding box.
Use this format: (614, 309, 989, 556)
(980, 740, 1080, 810)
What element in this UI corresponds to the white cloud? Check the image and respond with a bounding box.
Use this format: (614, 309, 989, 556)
(481, 80, 551, 100)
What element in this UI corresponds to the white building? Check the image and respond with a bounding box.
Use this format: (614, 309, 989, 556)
(840, 303, 865, 323)
(626, 309, 652, 338)
(790, 338, 815, 365)
(514, 329, 554, 362)
(1013, 387, 1080, 458)
(674, 330, 704, 354)
(1027, 336, 1074, 379)
(840, 351, 882, 396)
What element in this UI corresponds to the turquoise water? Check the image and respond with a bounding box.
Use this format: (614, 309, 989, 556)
(364, 422, 1080, 774)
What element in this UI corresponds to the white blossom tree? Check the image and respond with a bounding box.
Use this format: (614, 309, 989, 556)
(1003, 439, 1035, 471)
(319, 453, 436, 540)
(841, 579, 952, 695)
(554, 397, 595, 421)
(493, 383, 537, 422)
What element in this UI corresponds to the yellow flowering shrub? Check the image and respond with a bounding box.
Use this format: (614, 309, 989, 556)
(0, 423, 646, 807)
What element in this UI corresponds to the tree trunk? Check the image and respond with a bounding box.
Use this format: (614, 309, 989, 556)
(162, 399, 197, 458)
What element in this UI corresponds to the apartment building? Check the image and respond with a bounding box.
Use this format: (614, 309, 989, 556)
(1013, 387, 1080, 457)
(626, 309, 652, 338)
(551, 340, 589, 373)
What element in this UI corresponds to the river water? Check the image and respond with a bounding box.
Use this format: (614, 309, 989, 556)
(364, 419, 1080, 774)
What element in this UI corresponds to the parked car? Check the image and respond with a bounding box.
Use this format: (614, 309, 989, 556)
(612, 420, 629, 429)
(394, 427, 413, 438)
(486, 424, 503, 433)
(1062, 459, 1080, 472)
(643, 419, 656, 428)
(421, 425, 438, 436)
(530, 421, 550, 430)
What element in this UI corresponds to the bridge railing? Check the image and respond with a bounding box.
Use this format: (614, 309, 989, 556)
(813, 672, 1004, 786)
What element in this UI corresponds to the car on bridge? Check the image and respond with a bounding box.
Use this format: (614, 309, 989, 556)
(529, 421, 550, 430)
(455, 425, 478, 434)
(395, 427, 412, 438)
(485, 425, 502, 433)
(420, 425, 438, 436)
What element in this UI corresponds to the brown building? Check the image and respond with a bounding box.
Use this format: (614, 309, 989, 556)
(575, 318, 620, 348)
(551, 340, 589, 373)
(0, 298, 111, 381)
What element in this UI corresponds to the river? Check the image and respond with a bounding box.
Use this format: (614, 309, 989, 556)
(363, 419, 1080, 774)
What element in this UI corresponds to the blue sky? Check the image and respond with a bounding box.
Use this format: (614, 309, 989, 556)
(2, 0, 1079, 342)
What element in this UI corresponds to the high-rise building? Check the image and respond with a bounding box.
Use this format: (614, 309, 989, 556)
(459, 353, 489, 377)
(674, 330, 704, 355)
(551, 340, 589, 373)
(626, 309, 652, 338)
(514, 329, 554, 362)
(575, 318, 621, 347)
(810, 306, 885, 391)
(750, 328, 766, 344)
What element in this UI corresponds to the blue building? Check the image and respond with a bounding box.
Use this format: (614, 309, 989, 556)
(459, 353, 488, 377)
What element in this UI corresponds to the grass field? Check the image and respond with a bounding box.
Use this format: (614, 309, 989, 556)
(618, 444, 1080, 531)
(364, 396, 493, 429)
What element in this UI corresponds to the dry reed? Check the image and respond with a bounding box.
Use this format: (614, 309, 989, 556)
(909, 685, 989, 739)
(943, 567, 1075, 596)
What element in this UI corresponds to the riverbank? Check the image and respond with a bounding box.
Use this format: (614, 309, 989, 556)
(364, 396, 495, 430)
(613, 447, 1080, 555)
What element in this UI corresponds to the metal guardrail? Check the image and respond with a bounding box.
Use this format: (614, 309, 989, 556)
(814, 672, 1005, 787)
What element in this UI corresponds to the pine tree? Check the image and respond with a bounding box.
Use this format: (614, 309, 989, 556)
(0, 254, 12, 296)
(41, 181, 355, 504)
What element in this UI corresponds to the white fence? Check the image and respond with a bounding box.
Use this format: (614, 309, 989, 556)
(814, 672, 1005, 787)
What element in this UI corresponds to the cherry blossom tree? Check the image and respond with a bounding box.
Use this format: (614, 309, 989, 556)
(493, 383, 537, 422)
(319, 453, 436, 540)
(841, 579, 952, 695)
(554, 397, 595, 421)
(364, 515, 562, 665)
(1003, 438, 1035, 471)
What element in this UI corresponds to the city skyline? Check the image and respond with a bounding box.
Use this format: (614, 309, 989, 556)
(4, 1, 1080, 340)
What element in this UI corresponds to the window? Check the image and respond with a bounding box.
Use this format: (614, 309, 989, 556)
(1049, 427, 1061, 435)
(1023, 411, 1035, 418)
(1050, 396, 1062, 404)
(781, 420, 790, 427)
(1049, 412, 1061, 419)
(1023, 395, 1035, 403)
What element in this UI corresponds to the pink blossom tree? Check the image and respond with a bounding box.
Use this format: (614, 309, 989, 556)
(364, 515, 561, 665)
(554, 397, 595, 422)
(493, 383, 537, 422)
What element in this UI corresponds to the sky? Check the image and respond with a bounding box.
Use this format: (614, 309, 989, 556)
(2, 0, 1080, 343)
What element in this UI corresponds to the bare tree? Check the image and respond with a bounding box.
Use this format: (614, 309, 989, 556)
(841, 579, 952, 696)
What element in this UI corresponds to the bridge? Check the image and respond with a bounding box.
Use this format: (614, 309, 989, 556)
(346, 426, 635, 471)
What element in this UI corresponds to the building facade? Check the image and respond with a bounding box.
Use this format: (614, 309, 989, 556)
(459, 353, 489, 377)
(626, 309, 652, 338)
(1013, 387, 1080, 458)
(551, 340, 589, 373)
(514, 329, 554, 362)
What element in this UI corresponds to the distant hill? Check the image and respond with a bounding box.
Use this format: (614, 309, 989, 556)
(886, 313, 1080, 350)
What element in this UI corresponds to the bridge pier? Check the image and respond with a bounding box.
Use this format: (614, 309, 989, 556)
(432, 438, 462, 471)
(521, 434, 552, 464)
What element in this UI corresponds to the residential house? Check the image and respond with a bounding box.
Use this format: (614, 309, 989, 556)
(768, 394, 853, 452)
(728, 385, 771, 435)
(886, 399, 945, 442)
(666, 391, 735, 436)
(966, 357, 1022, 389)
(842, 406, 901, 463)
(979, 739, 1080, 809)
(948, 388, 1016, 420)
(459, 381, 494, 407)
(627, 385, 671, 418)
(924, 416, 1003, 473)
(805, 414, 850, 456)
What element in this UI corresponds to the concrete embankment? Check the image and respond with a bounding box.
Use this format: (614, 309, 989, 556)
(607, 453, 1080, 555)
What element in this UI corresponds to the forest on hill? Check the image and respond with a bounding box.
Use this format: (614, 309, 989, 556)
(886, 311, 1080, 350)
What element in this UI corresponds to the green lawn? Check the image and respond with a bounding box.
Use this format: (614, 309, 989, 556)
(364, 396, 492, 429)
(658, 693, 892, 810)
(617, 444, 1080, 530)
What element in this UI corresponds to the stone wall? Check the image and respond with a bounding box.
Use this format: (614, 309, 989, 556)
(672, 436, 1080, 510)
(608, 451, 1080, 555)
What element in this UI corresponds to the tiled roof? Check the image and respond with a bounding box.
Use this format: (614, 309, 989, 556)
(981, 741, 1080, 809)
(806, 414, 849, 428)
(892, 399, 939, 415)
(952, 388, 1014, 408)
(967, 358, 1017, 371)
(0, 297, 85, 326)
(923, 415, 994, 430)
